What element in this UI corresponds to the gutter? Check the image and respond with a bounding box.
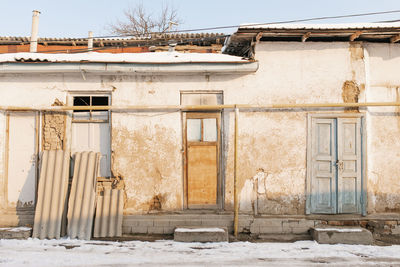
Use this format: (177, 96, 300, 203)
(0, 61, 259, 75)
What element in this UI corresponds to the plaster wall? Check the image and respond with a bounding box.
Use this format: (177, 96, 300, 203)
(224, 42, 367, 214)
(0, 41, 399, 216)
(364, 43, 400, 213)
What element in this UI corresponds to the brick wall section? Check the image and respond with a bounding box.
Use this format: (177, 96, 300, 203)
(122, 215, 400, 244)
(42, 112, 65, 150)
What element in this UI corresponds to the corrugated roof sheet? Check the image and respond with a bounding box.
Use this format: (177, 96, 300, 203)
(32, 150, 70, 239)
(93, 189, 124, 238)
(0, 33, 226, 45)
(238, 22, 400, 30)
(67, 151, 100, 240)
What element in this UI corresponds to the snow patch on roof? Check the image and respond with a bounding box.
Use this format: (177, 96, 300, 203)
(0, 51, 248, 63)
(239, 22, 400, 30)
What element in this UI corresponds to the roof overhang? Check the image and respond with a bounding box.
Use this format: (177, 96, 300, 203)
(223, 23, 400, 57)
(0, 52, 258, 74)
(0, 61, 258, 75)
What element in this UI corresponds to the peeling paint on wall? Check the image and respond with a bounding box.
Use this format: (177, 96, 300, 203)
(342, 80, 361, 112)
(111, 113, 182, 214)
(43, 99, 66, 150)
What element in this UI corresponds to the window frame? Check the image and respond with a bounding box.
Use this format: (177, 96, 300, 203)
(72, 95, 110, 123)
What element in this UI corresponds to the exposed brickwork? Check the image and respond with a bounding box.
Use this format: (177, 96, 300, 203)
(42, 111, 65, 150)
(121, 215, 400, 244)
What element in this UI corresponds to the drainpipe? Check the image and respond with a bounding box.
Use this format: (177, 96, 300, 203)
(234, 106, 239, 237)
(88, 31, 93, 52)
(30, 10, 40, 53)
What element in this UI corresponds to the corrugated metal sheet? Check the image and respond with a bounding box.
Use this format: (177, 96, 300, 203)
(67, 151, 100, 240)
(0, 33, 225, 45)
(32, 150, 70, 239)
(93, 189, 124, 238)
(238, 22, 400, 30)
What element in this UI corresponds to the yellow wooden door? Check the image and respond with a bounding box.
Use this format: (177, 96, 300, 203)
(185, 113, 220, 209)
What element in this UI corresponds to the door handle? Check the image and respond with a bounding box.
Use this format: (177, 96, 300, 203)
(335, 160, 344, 172)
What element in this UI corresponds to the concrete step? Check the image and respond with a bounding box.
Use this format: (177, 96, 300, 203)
(0, 227, 32, 239)
(174, 226, 229, 242)
(311, 225, 373, 245)
(123, 214, 243, 234)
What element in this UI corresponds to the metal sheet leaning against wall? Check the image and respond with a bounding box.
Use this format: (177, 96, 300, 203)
(32, 150, 70, 239)
(67, 151, 100, 240)
(93, 189, 124, 237)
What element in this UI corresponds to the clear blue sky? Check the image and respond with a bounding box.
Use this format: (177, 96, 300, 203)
(1, 0, 399, 38)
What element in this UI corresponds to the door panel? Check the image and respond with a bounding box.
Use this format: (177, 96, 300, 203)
(187, 145, 217, 205)
(185, 113, 220, 209)
(71, 122, 110, 177)
(7, 112, 37, 208)
(310, 119, 337, 214)
(337, 118, 362, 213)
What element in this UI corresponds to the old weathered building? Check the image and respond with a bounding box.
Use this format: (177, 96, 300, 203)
(0, 23, 400, 241)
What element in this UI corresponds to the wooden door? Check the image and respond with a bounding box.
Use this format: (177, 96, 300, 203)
(310, 118, 337, 214)
(309, 116, 362, 214)
(337, 118, 362, 213)
(71, 122, 110, 177)
(185, 113, 220, 209)
(7, 112, 37, 208)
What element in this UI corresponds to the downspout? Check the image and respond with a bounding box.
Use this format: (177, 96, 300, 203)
(234, 106, 239, 237)
(30, 10, 40, 53)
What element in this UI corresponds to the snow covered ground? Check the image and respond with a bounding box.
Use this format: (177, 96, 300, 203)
(1, 238, 400, 266)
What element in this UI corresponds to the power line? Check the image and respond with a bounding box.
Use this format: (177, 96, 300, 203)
(12, 8, 400, 54)
(88, 9, 400, 39)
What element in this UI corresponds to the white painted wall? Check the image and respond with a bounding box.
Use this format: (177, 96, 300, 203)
(0, 42, 399, 215)
(7, 112, 36, 208)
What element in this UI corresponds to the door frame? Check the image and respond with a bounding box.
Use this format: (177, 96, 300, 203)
(182, 111, 222, 210)
(67, 93, 112, 178)
(306, 113, 366, 215)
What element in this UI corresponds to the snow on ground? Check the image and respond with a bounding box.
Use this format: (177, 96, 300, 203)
(0, 227, 31, 232)
(0, 238, 400, 266)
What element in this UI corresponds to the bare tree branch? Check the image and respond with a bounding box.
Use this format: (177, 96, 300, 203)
(108, 2, 182, 37)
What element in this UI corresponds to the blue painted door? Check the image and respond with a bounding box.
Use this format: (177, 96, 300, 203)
(310, 117, 362, 214)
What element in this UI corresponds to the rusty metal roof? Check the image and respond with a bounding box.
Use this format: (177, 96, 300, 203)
(237, 22, 400, 30)
(32, 150, 70, 239)
(93, 189, 124, 238)
(224, 22, 400, 58)
(0, 33, 226, 46)
(67, 151, 100, 240)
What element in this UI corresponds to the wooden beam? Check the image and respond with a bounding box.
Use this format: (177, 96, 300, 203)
(3, 102, 400, 112)
(390, 34, 400, 43)
(302, 32, 311, 42)
(349, 31, 363, 41)
(72, 41, 76, 46)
